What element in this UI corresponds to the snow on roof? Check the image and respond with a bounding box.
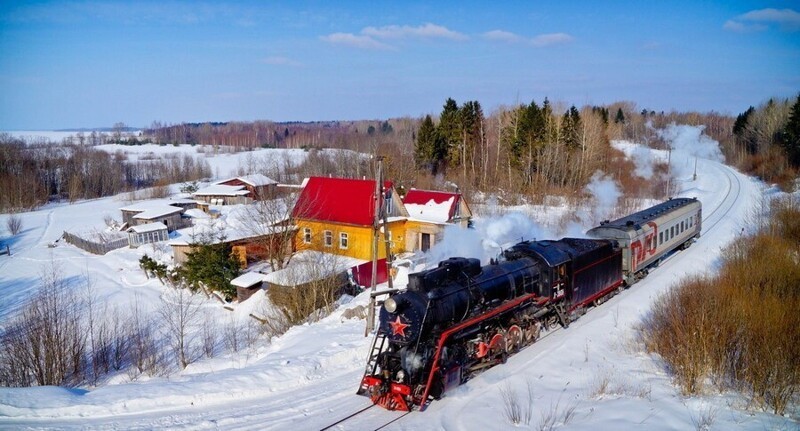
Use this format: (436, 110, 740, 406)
(263, 251, 365, 286)
(183, 208, 210, 219)
(231, 271, 267, 288)
(167, 224, 292, 246)
(403, 198, 455, 223)
(127, 222, 168, 233)
(133, 207, 183, 220)
(403, 189, 460, 223)
(192, 184, 250, 196)
(117, 200, 186, 220)
(217, 174, 277, 187)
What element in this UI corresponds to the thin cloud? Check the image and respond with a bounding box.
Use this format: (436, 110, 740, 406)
(483, 30, 574, 47)
(319, 33, 392, 50)
(725, 8, 800, 32)
(483, 30, 524, 43)
(362, 23, 468, 41)
(531, 32, 574, 47)
(261, 56, 303, 67)
(321, 22, 466, 50)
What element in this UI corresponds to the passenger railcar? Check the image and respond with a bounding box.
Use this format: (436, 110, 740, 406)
(586, 198, 701, 285)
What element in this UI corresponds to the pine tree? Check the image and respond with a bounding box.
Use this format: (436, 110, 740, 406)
(414, 115, 437, 171)
(182, 236, 241, 300)
(614, 107, 626, 124)
(733, 106, 755, 137)
(561, 106, 582, 149)
(781, 94, 800, 167)
(438, 98, 461, 171)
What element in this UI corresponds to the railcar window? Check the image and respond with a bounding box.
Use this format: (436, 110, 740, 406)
(659, 232, 663, 245)
(681, 221, 685, 232)
(324, 230, 333, 247)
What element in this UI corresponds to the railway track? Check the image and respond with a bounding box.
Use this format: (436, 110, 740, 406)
(700, 163, 742, 232)
(319, 404, 411, 431)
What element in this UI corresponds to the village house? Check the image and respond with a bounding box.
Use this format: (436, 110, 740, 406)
(119, 199, 196, 232)
(168, 227, 295, 267)
(192, 174, 278, 205)
(291, 176, 408, 262)
(402, 189, 473, 252)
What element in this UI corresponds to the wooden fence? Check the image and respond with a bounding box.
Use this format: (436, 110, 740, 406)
(62, 231, 129, 255)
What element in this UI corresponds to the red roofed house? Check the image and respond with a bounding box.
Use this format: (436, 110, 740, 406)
(292, 176, 408, 261)
(402, 189, 473, 252)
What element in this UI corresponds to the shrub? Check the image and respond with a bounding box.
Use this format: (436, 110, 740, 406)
(639, 199, 800, 414)
(6, 213, 22, 235)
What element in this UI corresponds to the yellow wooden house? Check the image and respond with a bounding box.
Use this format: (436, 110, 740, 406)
(292, 176, 408, 261)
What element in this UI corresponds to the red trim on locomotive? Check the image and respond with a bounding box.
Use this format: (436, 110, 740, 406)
(419, 292, 542, 410)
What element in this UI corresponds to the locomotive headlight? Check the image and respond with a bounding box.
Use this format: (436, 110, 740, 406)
(384, 297, 398, 313)
(396, 370, 406, 382)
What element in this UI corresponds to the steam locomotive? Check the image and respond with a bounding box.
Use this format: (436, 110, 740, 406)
(357, 198, 701, 411)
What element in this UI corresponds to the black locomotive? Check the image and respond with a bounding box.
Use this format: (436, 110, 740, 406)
(358, 237, 623, 411)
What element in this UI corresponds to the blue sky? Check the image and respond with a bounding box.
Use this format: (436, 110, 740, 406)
(1, 1, 798, 130)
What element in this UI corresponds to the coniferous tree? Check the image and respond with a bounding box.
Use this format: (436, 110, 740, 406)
(438, 98, 461, 171)
(182, 236, 241, 300)
(561, 106, 582, 149)
(414, 115, 437, 171)
(614, 107, 626, 124)
(781, 95, 800, 167)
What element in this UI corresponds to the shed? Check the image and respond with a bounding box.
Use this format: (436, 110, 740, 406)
(231, 271, 267, 302)
(127, 222, 169, 248)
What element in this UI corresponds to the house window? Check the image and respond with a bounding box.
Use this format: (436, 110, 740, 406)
(324, 230, 333, 247)
(303, 228, 312, 244)
(339, 232, 349, 249)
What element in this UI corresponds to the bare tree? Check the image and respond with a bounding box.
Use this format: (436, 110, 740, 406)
(6, 213, 22, 235)
(201, 314, 218, 358)
(0, 261, 85, 387)
(238, 194, 299, 271)
(128, 295, 161, 377)
(266, 251, 350, 327)
(159, 288, 203, 369)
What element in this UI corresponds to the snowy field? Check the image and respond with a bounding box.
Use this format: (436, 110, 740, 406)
(0, 126, 796, 430)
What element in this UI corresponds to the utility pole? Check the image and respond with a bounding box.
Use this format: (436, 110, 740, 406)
(693, 156, 697, 181)
(666, 147, 672, 199)
(366, 156, 384, 336)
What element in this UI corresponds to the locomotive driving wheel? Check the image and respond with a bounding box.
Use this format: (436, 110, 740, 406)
(506, 325, 523, 353)
(488, 332, 507, 362)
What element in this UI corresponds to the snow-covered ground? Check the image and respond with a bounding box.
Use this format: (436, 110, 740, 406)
(0, 129, 796, 430)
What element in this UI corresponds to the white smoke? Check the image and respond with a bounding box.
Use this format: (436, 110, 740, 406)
(425, 212, 551, 264)
(658, 123, 724, 180)
(658, 123, 724, 162)
(572, 170, 622, 229)
(629, 144, 656, 179)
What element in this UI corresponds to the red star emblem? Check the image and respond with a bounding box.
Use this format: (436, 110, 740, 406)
(389, 316, 410, 337)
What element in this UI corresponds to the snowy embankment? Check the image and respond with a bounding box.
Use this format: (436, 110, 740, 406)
(0, 129, 795, 430)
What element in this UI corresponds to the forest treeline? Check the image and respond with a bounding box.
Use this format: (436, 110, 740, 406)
(0, 135, 212, 211)
(1, 95, 797, 213)
(143, 95, 799, 201)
